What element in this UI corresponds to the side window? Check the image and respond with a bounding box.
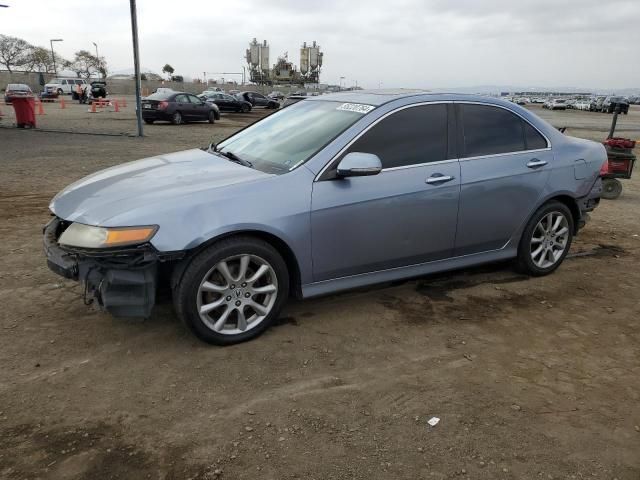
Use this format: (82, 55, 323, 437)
(175, 94, 188, 103)
(75, 80, 84, 85)
(61, 80, 68, 85)
(523, 122, 547, 150)
(343, 104, 448, 169)
(461, 104, 524, 157)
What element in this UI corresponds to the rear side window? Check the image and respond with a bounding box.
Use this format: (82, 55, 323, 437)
(523, 122, 547, 150)
(344, 104, 448, 169)
(461, 104, 524, 157)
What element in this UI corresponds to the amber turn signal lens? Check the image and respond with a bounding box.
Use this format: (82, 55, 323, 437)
(105, 227, 157, 246)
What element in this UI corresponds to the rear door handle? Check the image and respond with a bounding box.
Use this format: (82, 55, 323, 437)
(426, 174, 455, 185)
(527, 159, 548, 168)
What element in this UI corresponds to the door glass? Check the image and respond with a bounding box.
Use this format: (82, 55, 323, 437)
(175, 94, 188, 103)
(341, 104, 448, 169)
(523, 122, 547, 150)
(461, 104, 525, 157)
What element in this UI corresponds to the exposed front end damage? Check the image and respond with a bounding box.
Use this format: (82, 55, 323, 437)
(43, 217, 161, 317)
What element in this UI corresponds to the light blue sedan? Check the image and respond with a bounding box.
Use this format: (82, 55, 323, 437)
(44, 90, 605, 344)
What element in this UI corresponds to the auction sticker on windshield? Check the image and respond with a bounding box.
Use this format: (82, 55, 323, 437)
(336, 103, 375, 114)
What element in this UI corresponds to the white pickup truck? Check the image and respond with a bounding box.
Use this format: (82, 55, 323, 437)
(44, 78, 88, 95)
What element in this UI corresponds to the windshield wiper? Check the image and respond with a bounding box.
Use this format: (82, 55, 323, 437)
(217, 150, 253, 169)
(216, 150, 253, 168)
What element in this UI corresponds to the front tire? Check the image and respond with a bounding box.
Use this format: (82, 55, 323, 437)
(208, 111, 215, 124)
(174, 236, 290, 345)
(517, 201, 573, 276)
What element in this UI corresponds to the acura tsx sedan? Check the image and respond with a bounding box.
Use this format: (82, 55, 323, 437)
(44, 90, 605, 345)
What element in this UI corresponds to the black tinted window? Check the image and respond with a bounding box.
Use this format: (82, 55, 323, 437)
(523, 122, 547, 150)
(461, 105, 524, 157)
(344, 104, 448, 169)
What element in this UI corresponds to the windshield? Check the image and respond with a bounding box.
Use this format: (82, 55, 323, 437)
(215, 100, 371, 174)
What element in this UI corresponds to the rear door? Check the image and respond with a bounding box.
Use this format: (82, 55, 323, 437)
(174, 94, 193, 119)
(454, 103, 552, 256)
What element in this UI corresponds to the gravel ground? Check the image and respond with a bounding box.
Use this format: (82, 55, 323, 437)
(1, 99, 639, 480)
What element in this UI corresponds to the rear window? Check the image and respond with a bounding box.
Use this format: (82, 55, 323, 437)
(8, 84, 29, 91)
(146, 92, 173, 100)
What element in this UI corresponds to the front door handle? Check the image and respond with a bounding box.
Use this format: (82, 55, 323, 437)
(527, 159, 548, 168)
(426, 174, 455, 185)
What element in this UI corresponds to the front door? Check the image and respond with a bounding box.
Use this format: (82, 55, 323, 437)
(454, 103, 552, 255)
(311, 103, 461, 282)
(188, 94, 207, 120)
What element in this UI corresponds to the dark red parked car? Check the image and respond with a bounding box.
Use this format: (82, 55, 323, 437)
(141, 91, 221, 125)
(4, 83, 32, 104)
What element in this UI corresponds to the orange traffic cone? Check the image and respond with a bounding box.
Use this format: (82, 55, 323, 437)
(113, 100, 120, 112)
(60, 97, 66, 109)
(35, 99, 45, 115)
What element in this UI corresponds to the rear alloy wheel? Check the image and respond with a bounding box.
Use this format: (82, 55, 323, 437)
(144, 119, 154, 125)
(175, 237, 289, 345)
(602, 178, 623, 200)
(517, 201, 573, 276)
(208, 111, 215, 124)
(241, 104, 250, 113)
(171, 111, 182, 125)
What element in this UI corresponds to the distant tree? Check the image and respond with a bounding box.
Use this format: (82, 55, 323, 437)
(140, 73, 147, 81)
(24, 46, 58, 73)
(171, 75, 183, 83)
(162, 64, 174, 79)
(68, 50, 105, 79)
(0, 34, 31, 73)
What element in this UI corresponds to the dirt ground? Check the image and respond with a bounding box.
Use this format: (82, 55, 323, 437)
(1, 98, 639, 480)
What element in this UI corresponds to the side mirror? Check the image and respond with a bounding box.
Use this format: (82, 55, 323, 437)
(336, 152, 382, 178)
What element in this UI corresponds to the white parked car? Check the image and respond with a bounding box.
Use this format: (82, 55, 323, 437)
(44, 78, 88, 95)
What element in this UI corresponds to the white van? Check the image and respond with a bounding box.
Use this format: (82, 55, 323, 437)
(44, 78, 88, 95)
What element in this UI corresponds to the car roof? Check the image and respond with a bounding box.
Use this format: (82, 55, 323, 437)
(305, 89, 529, 108)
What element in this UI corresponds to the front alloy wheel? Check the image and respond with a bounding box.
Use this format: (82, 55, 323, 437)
(175, 236, 289, 345)
(197, 254, 277, 335)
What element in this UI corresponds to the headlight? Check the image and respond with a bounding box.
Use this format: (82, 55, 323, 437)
(58, 223, 158, 249)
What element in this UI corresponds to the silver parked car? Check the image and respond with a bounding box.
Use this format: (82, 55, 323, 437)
(44, 91, 605, 345)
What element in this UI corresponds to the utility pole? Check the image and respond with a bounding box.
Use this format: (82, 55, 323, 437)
(50, 38, 63, 75)
(129, 0, 143, 136)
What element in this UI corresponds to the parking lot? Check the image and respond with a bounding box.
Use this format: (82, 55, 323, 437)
(1, 100, 640, 479)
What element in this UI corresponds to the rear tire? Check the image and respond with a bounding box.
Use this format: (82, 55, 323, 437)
(144, 119, 154, 124)
(174, 236, 290, 345)
(517, 201, 573, 276)
(602, 178, 622, 200)
(171, 111, 182, 125)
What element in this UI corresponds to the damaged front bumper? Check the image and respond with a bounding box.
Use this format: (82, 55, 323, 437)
(43, 217, 158, 317)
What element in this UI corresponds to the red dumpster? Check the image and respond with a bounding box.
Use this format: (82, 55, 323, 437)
(12, 96, 36, 128)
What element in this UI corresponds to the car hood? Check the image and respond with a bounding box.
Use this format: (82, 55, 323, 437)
(50, 148, 272, 225)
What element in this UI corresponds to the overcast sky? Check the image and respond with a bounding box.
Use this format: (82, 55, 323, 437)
(2, 0, 639, 89)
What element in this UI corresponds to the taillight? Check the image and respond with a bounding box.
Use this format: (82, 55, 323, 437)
(158, 101, 168, 110)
